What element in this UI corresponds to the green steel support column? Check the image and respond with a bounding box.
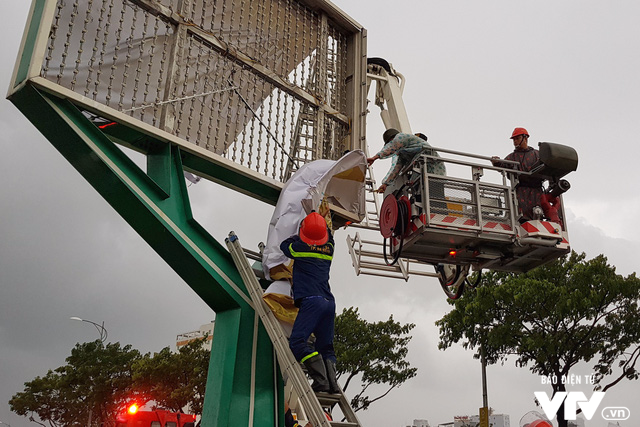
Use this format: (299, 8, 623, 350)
(8, 83, 282, 427)
(205, 309, 280, 427)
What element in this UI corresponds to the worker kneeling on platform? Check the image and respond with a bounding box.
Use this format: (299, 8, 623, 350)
(367, 128, 446, 193)
(280, 211, 340, 394)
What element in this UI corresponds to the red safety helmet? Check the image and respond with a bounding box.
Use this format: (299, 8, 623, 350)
(527, 421, 552, 427)
(511, 127, 529, 139)
(300, 212, 329, 245)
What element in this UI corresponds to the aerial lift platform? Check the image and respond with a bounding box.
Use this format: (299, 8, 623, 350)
(379, 142, 576, 273)
(347, 58, 578, 298)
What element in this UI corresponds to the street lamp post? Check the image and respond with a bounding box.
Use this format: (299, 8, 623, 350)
(479, 335, 490, 427)
(69, 317, 108, 342)
(69, 317, 108, 427)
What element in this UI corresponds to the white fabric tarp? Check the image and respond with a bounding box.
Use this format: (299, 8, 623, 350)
(262, 150, 367, 279)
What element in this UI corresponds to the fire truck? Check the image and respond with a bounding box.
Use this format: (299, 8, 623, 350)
(115, 405, 196, 427)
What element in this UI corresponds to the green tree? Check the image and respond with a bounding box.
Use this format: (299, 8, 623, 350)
(8, 368, 78, 427)
(334, 307, 417, 412)
(436, 251, 640, 427)
(133, 338, 210, 415)
(11, 310, 415, 423)
(10, 341, 143, 427)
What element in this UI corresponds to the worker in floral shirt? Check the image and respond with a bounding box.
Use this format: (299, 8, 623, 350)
(367, 129, 446, 193)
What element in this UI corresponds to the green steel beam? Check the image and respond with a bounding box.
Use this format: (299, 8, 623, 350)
(182, 153, 281, 206)
(8, 82, 283, 427)
(11, 0, 46, 88)
(99, 121, 281, 206)
(204, 308, 281, 426)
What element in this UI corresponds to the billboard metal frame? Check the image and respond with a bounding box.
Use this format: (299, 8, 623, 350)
(8, 0, 367, 425)
(10, 0, 368, 203)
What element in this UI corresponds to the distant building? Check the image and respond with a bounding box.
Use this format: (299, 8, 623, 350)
(453, 414, 510, 427)
(568, 419, 585, 427)
(407, 420, 430, 427)
(176, 321, 214, 351)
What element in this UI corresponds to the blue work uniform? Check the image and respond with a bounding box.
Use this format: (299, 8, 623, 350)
(280, 231, 336, 363)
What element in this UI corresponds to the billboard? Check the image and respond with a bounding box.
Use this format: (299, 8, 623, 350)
(12, 0, 367, 191)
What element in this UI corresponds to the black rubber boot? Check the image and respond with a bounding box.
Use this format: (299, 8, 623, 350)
(324, 358, 340, 394)
(302, 353, 330, 393)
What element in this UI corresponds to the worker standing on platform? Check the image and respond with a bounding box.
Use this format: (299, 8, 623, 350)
(280, 208, 340, 394)
(367, 129, 446, 193)
(492, 127, 544, 221)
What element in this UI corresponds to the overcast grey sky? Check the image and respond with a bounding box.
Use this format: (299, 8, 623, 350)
(2, 1, 640, 426)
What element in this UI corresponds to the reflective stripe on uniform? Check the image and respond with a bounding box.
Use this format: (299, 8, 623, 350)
(288, 244, 333, 261)
(300, 351, 319, 363)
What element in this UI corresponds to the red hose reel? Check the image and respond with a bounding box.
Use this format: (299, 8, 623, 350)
(379, 194, 412, 239)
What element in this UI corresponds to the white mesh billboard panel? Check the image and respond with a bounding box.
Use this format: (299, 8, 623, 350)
(38, 0, 363, 182)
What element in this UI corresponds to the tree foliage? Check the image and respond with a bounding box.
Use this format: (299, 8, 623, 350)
(10, 308, 414, 424)
(334, 307, 417, 412)
(133, 338, 210, 414)
(10, 341, 143, 427)
(10, 339, 210, 426)
(436, 251, 640, 427)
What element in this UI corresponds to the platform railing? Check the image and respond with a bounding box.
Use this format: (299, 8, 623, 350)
(412, 146, 532, 235)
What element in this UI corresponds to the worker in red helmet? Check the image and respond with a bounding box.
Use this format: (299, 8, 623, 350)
(367, 129, 446, 193)
(280, 209, 339, 394)
(492, 127, 544, 221)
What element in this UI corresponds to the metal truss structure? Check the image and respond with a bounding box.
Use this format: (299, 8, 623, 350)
(14, 0, 367, 200)
(8, 0, 367, 425)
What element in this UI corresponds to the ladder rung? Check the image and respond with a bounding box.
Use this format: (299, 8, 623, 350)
(359, 261, 403, 272)
(358, 249, 390, 259)
(316, 392, 342, 405)
(358, 270, 408, 280)
(346, 223, 379, 231)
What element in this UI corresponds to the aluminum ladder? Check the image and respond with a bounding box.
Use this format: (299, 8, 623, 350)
(225, 232, 362, 427)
